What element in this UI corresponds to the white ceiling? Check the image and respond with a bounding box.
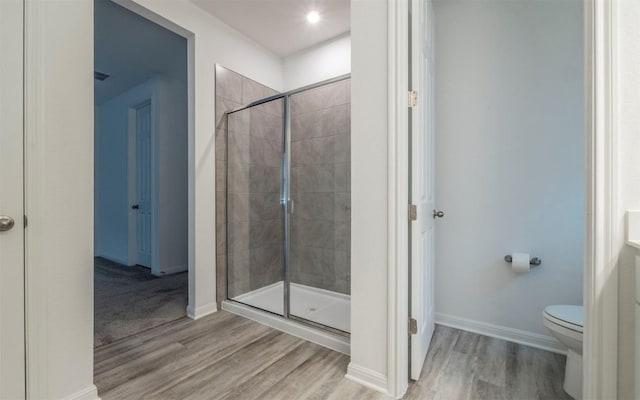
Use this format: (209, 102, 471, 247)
(94, 0, 187, 105)
(190, 0, 350, 57)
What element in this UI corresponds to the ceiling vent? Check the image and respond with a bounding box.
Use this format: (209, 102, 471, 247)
(94, 71, 110, 81)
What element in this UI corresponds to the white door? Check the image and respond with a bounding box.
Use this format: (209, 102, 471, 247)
(135, 102, 152, 267)
(0, 0, 26, 397)
(410, 0, 437, 380)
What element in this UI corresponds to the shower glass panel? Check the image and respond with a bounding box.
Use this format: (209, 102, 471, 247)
(226, 97, 285, 316)
(225, 76, 351, 335)
(289, 79, 351, 333)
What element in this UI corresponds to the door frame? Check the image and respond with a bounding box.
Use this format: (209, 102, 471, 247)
(583, 0, 618, 397)
(105, 0, 200, 314)
(386, 0, 617, 399)
(387, 0, 410, 397)
(0, 0, 26, 397)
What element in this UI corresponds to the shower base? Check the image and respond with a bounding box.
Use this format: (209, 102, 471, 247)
(222, 281, 350, 354)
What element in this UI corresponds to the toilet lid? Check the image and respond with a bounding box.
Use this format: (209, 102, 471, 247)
(544, 305, 583, 333)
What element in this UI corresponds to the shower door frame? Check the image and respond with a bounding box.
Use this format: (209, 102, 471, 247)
(225, 74, 352, 338)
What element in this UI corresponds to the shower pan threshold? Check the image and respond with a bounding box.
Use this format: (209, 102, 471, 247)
(222, 282, 350, 355)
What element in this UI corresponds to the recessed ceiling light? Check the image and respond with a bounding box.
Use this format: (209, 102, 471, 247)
(307, 11, 320, 24)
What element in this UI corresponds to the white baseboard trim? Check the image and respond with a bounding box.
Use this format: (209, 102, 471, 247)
(345, 363, 389, 395)
(186, 302, 218, 320)
(61, 385, 100, 400)
(435, 313, 566, 354)
(222, 300, 350, 355)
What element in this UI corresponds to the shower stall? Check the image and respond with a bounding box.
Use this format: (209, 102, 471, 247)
(223, 76, 351, 339)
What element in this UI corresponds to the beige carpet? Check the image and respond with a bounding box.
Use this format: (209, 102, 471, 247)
(94, 257, 188, 347)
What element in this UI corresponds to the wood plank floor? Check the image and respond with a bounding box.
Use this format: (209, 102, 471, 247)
(94, 311, 571, 400)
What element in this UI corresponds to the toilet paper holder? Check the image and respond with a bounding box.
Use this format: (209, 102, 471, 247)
(504, 254, 542, 266)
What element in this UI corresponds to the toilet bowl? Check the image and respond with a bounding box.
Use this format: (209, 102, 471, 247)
(543, 305, 583, 399)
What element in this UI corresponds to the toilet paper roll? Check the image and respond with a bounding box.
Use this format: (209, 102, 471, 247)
(511, 253, 530, 273)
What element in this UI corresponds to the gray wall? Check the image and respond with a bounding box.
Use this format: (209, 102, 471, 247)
(290, 79, 351, 294)
(433, 0, 584, 338)
(215, 66, 280, 304)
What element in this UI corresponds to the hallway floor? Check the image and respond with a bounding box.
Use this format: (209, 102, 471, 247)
(94, 257, 188, 347)
(94, 311, 570, 400)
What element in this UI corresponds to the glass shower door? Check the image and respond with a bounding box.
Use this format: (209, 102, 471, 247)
(225, 77, 351, 335)
(226, 97, 285, 316)
(288, 79, 351, 333)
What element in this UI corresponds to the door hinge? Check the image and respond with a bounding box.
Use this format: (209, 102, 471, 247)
(24, 215, 27, 228)
(408, 90, 418, 108)
(409, 318, 418, 335)
(409, 204, 417, 221)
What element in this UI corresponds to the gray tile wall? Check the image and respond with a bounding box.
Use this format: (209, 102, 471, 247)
(290, 79, 351, 295)
(215, 66, 281, 305)
(216, 67, 351, 304)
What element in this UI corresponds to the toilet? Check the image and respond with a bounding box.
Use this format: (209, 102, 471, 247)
(543, 305, 583, 399)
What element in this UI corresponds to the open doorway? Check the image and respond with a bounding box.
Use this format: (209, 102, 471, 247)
(93, 0, 189, 347)
(403, 0, 585, 398)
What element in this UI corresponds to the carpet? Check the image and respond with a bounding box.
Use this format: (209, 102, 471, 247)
(94, 257, 188, 347)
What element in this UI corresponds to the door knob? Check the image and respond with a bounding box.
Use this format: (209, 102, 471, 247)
(132, 204, 140, 210)
(0, 215, 15, 232)
(432, 210, 444, 219)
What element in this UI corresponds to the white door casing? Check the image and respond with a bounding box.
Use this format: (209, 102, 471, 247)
(410, 0, 436, 380)
(0, 0, 26, 397)
(135, 101, 153, 268)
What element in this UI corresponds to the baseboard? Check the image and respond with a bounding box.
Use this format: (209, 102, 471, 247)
(186, 302, 218, 320)
(345, 363, 389, 395)
(435, 313, 566, 354)
(61, 384, 100, 400)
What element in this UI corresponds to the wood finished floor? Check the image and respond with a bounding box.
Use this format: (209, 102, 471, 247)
(95, 311, 571, 400)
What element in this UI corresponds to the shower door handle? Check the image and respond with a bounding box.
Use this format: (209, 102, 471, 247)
(287, 199, 294, 214)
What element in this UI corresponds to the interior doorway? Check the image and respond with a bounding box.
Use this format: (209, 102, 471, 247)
(402, 0, 588, 394)
(93, 0, 190, 347)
